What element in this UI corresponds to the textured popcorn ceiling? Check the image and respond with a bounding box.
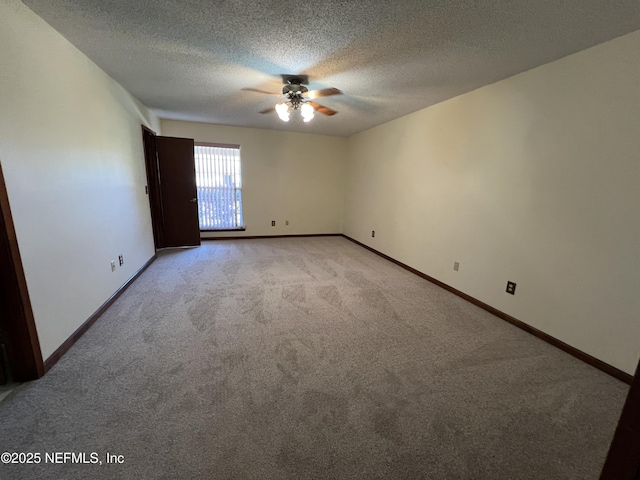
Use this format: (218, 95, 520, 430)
(22, 0, 640, 137)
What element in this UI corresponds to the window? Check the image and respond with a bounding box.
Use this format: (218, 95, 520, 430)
(194, 143, 244, 230)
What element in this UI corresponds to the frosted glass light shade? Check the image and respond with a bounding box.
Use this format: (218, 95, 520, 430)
(275, 102, 291, 121)
(301, 102, 314, 122)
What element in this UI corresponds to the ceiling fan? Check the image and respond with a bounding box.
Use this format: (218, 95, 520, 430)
(243, 74, 342, 122)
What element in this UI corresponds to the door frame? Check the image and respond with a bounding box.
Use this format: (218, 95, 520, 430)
(141, 126, 165, 249)
(0, 163, 44, 381)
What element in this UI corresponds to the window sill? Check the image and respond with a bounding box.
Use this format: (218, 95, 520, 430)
(200, 227, 246, 232)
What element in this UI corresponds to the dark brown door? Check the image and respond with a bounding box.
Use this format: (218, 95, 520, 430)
(600, 357, 640, 479)
(156, 136, 200, 248)
(143, 130, 201, 249)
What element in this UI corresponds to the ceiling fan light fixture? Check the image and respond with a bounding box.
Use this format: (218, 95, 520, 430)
(254, 76, 340, 122)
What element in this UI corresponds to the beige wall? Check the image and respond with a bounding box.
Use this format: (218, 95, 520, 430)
(0, 0, 158, 360)
(161, 120, 347, 237)
(344, 30, 640, 375)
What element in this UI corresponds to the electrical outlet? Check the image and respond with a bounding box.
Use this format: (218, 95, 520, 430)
(118, 255, 124, 266)
(285, 220, 289, 226)
(453, 261, 460, 271)
(271, 220, 275, 226)
(145, 185, 149, 195)
(110, 260, 116, 272)
(372, 230, 375, 237)
(506, 281, 516, 295)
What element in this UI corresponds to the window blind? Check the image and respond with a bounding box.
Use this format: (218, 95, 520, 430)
(194, 144, 244, 230)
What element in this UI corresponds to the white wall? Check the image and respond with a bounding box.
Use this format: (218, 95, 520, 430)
(161, 120, 347, 237)
(0, 0, 158, 360)
(344, 30, 640, 375)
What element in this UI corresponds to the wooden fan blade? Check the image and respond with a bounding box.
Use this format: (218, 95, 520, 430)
(259, 106, 276, 114)
(308, 101, 337, 116)
(242, 87, 280, 96)
(306, 87, 342, 99)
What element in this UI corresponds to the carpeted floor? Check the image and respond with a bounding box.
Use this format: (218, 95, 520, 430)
(0, 237, 628, 479)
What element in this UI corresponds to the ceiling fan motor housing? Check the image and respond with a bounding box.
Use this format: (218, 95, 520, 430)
(282, 83, 308, 96)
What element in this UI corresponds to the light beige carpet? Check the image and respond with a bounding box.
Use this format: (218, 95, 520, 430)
(0, 237, 628, 479)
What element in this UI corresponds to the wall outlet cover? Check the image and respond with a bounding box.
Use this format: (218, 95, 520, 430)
(506, 281, 516, 295)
